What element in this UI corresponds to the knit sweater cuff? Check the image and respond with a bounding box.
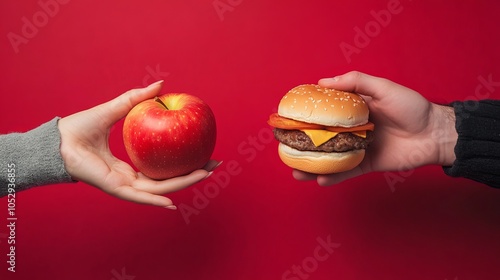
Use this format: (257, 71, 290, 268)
(442, 100, 500, 188)
(1, 117, 74, 195)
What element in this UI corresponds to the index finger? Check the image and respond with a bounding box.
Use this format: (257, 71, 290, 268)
(316, 165, 366, 186)
(318, 71, 394, 101)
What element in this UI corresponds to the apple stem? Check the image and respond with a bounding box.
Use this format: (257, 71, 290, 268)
(154, 96, 169, 110)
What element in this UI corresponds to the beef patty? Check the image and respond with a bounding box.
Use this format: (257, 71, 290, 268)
(273, 128, 374, 153)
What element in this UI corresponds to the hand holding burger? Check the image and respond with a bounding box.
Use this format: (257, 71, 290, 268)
(291, 71, 458, 186)
(268, 84, 374, 174)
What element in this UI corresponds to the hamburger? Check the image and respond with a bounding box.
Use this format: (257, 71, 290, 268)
(268, 84, 374, 174)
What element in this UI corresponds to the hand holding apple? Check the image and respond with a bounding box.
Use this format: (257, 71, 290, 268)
(59, 81, 219, 208)
(123, 92, 217, 180)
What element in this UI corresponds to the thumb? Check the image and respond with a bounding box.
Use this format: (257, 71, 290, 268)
(318, 71, 392, 101)
(98, 80, 164, 127)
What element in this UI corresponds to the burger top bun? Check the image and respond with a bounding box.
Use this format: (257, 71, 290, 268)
(278, 84, 369, 128)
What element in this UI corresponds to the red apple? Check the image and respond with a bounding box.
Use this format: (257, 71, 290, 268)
(123, 93, 216, 179)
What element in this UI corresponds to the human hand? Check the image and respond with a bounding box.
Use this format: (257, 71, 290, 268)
(293, 71, 458, 186)
(58, 81, 221, 209)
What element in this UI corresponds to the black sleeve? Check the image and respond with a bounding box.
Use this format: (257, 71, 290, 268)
(443, 100, 500, 188)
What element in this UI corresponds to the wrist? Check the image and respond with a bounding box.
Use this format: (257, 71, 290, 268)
(429, 103, 458, 166)
(58, 117, 79, 181)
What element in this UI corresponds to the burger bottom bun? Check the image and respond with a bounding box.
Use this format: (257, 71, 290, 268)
(278, 143, 365, 174)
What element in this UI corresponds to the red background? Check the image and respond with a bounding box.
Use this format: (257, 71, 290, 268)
(1, 0, 500, 279)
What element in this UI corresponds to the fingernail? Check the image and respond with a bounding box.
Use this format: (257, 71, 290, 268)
(147, 80, 164, 88)
(165, 205, 177, 210)
(319, 77, 339, 86)
(204, 171, 214, 180)
(211, 161, 223, 171)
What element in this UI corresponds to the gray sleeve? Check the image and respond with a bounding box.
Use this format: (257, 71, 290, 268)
(1, 117, 75, 197)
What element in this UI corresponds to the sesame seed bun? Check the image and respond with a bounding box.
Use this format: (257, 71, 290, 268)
(278, 84, 369, 127)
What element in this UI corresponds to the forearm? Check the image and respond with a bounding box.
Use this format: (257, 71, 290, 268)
(0, 118, 74, 197)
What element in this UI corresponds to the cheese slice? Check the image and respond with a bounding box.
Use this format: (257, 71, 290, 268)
(300, 129, 367, 147)
(301, 129, 339, 146)
(352, 131, 366, 138)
